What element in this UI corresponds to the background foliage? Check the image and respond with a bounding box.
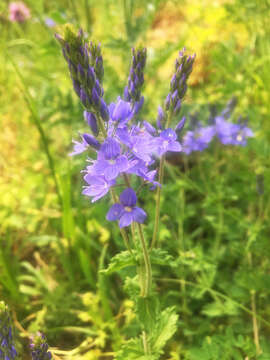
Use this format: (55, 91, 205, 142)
(0, 0, 270, 358)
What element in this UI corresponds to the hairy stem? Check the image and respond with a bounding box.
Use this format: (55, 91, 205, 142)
(151, 155, 165, 250)
(137, 223, 152, 355)
(151, 112, 173, 250)
(142, 330, 149, 354)
(137, 224, 152, 297)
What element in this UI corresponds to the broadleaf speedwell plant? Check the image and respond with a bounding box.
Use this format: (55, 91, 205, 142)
(55, 25, 195, 358)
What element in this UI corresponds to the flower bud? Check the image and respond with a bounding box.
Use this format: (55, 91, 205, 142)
(82, 133, 100, 149)
(175, 116, 186, 133)
(84, 111, 99, 136)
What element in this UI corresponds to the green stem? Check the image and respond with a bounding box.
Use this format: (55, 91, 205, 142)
(151, 112, 173, 250)
(142, 330, 149, 355)
(137, 224, 152, 355)
(69, 0, 80, 25)
(84, 0, 92, 34)
(137, 224, 152, 297)
(123, 0, 132, 43)
(151, 155, 165, 250)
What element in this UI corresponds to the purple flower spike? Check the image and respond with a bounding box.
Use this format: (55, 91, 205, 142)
(106, 188, 147, 228)
(124, 47, 147, 105)
(30, 331, 52, 360)
(0, 302, 17, 360)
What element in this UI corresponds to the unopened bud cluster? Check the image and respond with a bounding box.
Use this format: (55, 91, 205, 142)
(30, 332, 52, 360)
(157, 48, 195, 128)
(124, 47, 147, 108)
(55, 25, 108, 125)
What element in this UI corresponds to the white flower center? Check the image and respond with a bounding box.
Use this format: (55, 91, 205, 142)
(124, 206, 132, 212)
(163, 140, 169, 147)
(236, 134, 243, 142)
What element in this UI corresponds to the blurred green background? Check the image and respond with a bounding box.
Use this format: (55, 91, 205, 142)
(1, 0, 270, 359)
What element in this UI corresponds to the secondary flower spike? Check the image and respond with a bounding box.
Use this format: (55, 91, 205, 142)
(106, 188, 147, 228)
(30, 332, 52, 360)
(55, 25, 109, 121)
(158, 48, 195, 128)
(0, 301, 18, 360)
(124, 47, 147, 109)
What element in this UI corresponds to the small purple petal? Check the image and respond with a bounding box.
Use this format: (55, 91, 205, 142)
(119, 212, 133, 228)
(168, 141, 182, 152)
(116, 155, 129, 172)
(132, 207, 147, 223)
(112, 99, 132, 122)
(143, 121, 156, 135)
(106, 204, 124, 221)
(120, 188, 137, 207)
(69, 139, 88, 156)
(101, 138, 121, 159)
(160, 128, 177, 141)
(104, 165, 119, 181)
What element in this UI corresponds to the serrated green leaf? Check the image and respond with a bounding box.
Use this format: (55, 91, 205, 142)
(137, 296, 159, 332)
(202, 299, 239, 317)
(100, 251, 136, 275)
(116, 337, 159, 360)
(150, 249, 177, 267)
(152, 307, 178, 353)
